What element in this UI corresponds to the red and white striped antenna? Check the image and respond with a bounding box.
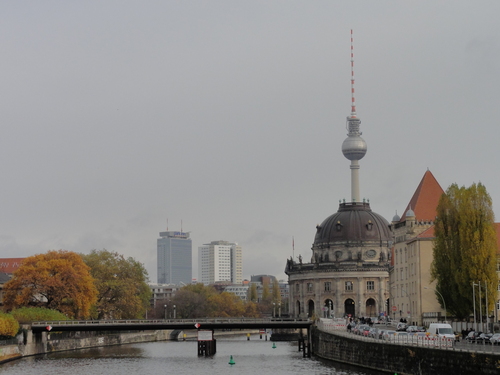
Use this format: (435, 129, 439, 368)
(350, 29, 357, 118)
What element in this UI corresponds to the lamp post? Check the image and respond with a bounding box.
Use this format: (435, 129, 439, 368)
(424, 286, 447, 323)
(173, 305, 176, 319)
(164, 305, 167, 320)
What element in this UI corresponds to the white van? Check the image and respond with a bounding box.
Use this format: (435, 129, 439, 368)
(427, 323, 455, 340)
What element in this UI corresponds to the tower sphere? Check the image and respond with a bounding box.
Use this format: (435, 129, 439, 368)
(342, 135, 367, 161)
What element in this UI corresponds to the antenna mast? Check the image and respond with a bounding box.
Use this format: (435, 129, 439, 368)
(350, 29, 357, 119)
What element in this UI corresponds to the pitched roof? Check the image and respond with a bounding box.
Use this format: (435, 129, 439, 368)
(400, 170, 444, 222)
(0, 258, 24, 273)
(416, 226, 435, 238)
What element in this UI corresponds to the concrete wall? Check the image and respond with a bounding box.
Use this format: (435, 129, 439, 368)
(0, 329, 173, 364)
(313, 328, 500, 375)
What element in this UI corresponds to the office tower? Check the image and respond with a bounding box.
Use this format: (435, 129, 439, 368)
(157, 230, 192, 285)
(198, 240, 242, 285)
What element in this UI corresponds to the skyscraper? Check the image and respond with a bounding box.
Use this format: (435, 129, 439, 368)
(157, 231, 192, 285)
(198, 240, 242, 285)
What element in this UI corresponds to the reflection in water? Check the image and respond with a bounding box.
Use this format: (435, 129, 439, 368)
(1, 334, 384, 375)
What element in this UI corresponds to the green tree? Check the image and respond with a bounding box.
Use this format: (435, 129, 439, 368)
(82, 249, 151, 319)
(10, 307, 70, 323)
(431, 183, 497, 319)
(3, 250, 97, 319)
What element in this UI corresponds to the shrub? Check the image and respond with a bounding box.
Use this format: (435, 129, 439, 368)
(0, 312, 20, 338)
(10, 307, 70, 323)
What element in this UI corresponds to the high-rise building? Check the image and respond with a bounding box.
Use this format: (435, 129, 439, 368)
(157, 231, 192, 285)
(198, 240, 242, 285)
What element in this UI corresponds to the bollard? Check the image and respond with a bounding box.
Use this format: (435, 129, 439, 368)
(247, 333, 250, 341)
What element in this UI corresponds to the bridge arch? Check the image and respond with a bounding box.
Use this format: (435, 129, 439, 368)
(365, 298, 376, 317)
(344, 298, 355, 318)
(307, 300, 315, 318)
(323, 299, 334, 318)
(296, 301, 301, 318)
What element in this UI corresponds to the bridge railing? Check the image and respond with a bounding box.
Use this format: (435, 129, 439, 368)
(31, 317, 312, 327)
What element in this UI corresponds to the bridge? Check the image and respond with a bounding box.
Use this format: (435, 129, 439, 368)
(30, 317, 312, 333)
(30, 318, 313, 356)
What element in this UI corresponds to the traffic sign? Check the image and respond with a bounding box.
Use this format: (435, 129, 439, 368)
(194, 323, 200, 328)
(392, 306, 397, 312)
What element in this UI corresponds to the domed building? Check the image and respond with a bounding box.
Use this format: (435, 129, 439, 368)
(285, 32, 392, 319)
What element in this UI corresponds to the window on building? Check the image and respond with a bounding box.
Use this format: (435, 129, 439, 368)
(295, 283, 299, 292)
(345, 281, 353, 291)
(324, 282, 331, 292)
(307, 283, 313, 292)
(367, 281, 374, 291)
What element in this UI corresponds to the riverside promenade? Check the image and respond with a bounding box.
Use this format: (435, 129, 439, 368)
(314, 318, 500, 375)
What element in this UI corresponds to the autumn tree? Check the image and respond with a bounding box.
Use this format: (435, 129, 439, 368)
(3, 250, 97, 319)
(272, 281, 281, 303)
(0, 312, 19, 338)
(248, 283, 258, 302)
(82, 249, 151, 319)
(172, 283, 261, 318)
(431, 183, 497, 319)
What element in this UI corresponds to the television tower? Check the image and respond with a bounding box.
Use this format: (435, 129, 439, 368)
(342, 29, 367, 203)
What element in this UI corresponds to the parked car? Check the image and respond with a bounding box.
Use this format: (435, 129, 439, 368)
(466, 331, 483, 342)
(368, 327, 379, 338)
(396, 323, 408, 332)
(489, 333, 500, 345)
(477, 333, 493, 343)
(360, 325, 371, 336)
(406, 325, 418, 333)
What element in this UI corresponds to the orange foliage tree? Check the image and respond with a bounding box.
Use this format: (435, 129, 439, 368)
(3, 250, 97, 319)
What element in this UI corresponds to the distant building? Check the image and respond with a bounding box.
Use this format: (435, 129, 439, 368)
(157, 231, 192, 285)
(224, 284, 249, 300)
(0, 257, 24, 305)
(198, 240, 242, 285)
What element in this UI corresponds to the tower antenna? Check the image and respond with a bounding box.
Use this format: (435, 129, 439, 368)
(342, 29, 367, 203)
(350, 29, 356, 119)
(166, 218, 168, 231)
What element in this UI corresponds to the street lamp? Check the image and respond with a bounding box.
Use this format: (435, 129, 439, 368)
(164, 305, 167, 320)
(173, 305, 176, 319)
(424, 286, 447, 323)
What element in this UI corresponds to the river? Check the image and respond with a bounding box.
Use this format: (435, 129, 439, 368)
(0, 334, 385, 375)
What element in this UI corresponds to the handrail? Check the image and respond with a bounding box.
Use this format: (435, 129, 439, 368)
(31, 317, 312, 326)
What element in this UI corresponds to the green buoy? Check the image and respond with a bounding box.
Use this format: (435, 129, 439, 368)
(272, 342, 277, 349)
(229, 355, 235, 365)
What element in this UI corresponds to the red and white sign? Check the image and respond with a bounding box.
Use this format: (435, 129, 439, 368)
(392, 306, 397, 312)
(194, 323, 200, 329)
(46, 325, 52, 331)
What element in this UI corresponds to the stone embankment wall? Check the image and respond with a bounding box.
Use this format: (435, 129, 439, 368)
(1, 328, 173, 364)
(313, 328, 500, 375)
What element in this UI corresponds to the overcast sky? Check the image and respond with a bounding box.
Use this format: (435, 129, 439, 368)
(2, 1, 500, 283)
